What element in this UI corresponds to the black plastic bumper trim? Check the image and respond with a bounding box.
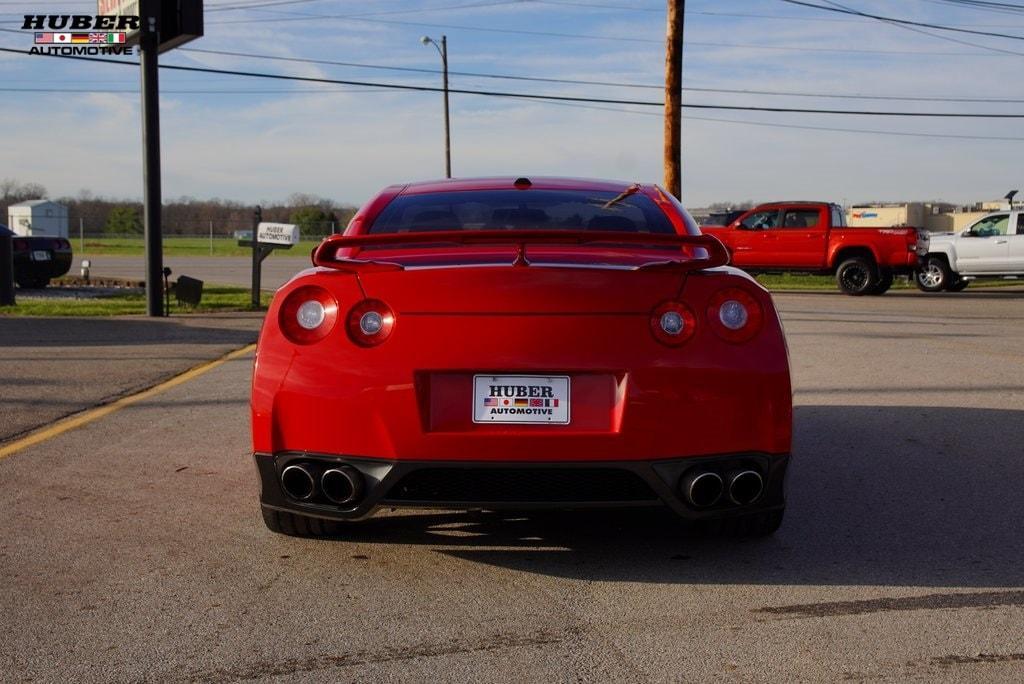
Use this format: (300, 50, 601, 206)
(254, 451, 789, 522)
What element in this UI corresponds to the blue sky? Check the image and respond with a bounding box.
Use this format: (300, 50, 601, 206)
(1, 0, 1022, 207)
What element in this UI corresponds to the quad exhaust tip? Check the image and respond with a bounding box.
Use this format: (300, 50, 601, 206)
(727, 469, 764, 506)
(280, 464, 316, 501)
(321, 467, 364, 506)
(681, 471, 724, 508)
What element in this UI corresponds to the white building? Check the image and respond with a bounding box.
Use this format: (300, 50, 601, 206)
(7, 200, 69, 238)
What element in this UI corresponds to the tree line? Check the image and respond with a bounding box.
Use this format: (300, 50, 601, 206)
(1, 179, 358, 237)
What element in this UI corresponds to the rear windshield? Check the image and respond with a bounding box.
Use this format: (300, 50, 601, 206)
(367, 189, 676, 235)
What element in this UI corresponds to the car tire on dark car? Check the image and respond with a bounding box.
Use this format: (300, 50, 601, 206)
(915, 255, 953, 292)
(836, 257, 878, 296)
(17, 277, 50, 289)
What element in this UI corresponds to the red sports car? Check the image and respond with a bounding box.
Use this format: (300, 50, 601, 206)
(252, 177, 792, 537)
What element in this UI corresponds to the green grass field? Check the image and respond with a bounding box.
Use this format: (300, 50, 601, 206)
(0, 286, 271, 317)
(79, 236, 323, 257)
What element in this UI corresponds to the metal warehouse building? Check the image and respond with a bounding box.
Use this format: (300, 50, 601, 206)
(6, 200, 69, 238)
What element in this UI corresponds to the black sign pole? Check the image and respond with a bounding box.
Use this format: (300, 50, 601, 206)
(0, 232, 14, 306)
(251, 206, 262, 309)
(139, 0, 164, 317)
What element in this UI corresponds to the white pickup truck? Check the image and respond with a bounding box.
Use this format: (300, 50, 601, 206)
(916, 209, 1024, 292)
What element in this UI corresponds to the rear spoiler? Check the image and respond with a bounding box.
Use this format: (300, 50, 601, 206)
(311, 230, 729, 272)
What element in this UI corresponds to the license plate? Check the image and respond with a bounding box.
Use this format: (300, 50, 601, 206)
(32, 250, 51, 261)
(473, 375, 570, 424)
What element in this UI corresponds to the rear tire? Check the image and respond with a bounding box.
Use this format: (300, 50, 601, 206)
(836, 257, 878, 296)
(261, 507, 343, 538)
(868, 269, 894, 295)
(16, 277, 49, 289)
(945, 279, 969, 292)
(915, 256, 953, 292)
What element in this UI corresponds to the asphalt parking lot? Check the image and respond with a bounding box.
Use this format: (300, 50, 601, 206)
(80, 255, 312, 290)
(2, 290, 1023, 682)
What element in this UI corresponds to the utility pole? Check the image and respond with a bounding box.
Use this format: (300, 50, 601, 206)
(139, 0, 164, 316)
(664, 0, 685, 199)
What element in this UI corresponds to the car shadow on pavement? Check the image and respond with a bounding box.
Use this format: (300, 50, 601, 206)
(319, 405, 1024, 588)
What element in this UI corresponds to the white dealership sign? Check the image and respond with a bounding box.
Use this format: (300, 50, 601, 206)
(256, 222, 300, 246)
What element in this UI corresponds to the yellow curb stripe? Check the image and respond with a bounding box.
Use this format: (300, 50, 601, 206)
(0, 343, 257, 461)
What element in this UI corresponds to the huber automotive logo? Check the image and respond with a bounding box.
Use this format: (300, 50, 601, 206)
(21, 15, 138, 55)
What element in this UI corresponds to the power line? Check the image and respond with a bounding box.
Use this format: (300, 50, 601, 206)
(778, 0, 1024, 40)
(814, 0, 1024, 56)
(516, 96, 1024, 141)
(0, 11, 1017, 54)
(197, 6, 1024, 56)
(5, 79, 1022, 143)
(922, 0, 1024, 14)
(180, 46, 1024, 103)
(4, 46, 1024, 117)
(0, 86, 398, 93)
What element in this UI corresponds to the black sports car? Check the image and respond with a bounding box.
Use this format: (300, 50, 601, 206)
(0, 224, 73, 289)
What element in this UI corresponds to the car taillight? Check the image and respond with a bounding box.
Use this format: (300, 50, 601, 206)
(650, 301, 696, 346)
(347, 299, 395, 347)
(278, 285, 338, 344)
(707, 288, 763, 343)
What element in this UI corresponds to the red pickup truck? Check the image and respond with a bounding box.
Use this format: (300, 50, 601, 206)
(700, 202, 928, 295)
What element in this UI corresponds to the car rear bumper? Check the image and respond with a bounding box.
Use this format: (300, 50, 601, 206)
(255, 451, 789, 522)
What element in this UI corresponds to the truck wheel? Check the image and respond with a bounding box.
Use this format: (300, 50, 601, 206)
(915, 256, 952, 292)
(836, 257, 878, 296)
(868, 269, 894, 295)
(261, 507, 343, 538)
(946, 279, 969, 292)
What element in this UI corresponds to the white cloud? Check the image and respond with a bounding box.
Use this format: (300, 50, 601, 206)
(0, 0, 1020, 208)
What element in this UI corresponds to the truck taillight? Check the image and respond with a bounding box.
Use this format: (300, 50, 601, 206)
(707, 288, 763, 343)
(279, 285, 338, 344)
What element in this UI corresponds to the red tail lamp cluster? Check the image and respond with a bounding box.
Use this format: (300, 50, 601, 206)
(346, 299, 395, 347)
(280, 287, 396, 347)
(279, 285, 339, 345)
(650, 301, 697, 347)
(706, 288, 763, 343)
(651, 288, 763, 346)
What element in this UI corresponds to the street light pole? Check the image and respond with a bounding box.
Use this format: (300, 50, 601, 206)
(422, 35, 452, 178)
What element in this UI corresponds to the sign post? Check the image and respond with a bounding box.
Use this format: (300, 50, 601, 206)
(251, 206, 262, 309)
(239, 210, 299, 310)
(0, 231, 15, 306)
(139, 0, 163, 317)
(97, 0, 204, 316)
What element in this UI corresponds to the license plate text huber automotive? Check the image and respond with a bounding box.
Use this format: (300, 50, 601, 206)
(472, 375, 571, 424)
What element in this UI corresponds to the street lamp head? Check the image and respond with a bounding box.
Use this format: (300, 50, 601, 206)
(420, 35, 432, 45)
